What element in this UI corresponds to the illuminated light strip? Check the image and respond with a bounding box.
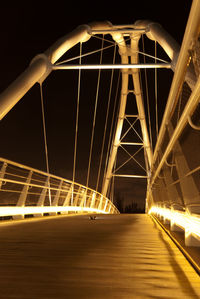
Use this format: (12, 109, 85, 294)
(53, 63, 171, 70)
(112, 174, 148, 178)
(90, 28, 147, 34)
(149, 206, 200, 239)
(0, 206, 110, 217)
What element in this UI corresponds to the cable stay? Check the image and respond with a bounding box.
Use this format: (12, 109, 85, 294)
(92, 33, 169, 64)
(86, 37, 105, 189)
(55, 33, 169, 70)
(155, 41, 159, 139)
(72, 42, 82, 205)
(55, 43, 115, 65)
(102, 71, 121, 188)
(2, 17, 200, 227)
(39, 83, 52, 205)
(142, 35, 153, 149)
(38, 27, 164, 205)
(96, 44, 117, 192)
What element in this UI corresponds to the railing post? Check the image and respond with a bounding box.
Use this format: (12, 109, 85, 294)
(170, 206, 183, 232)
(0, 162, 7, 189)
(108, 204, 112, 213)
(13, 170, 32, 220)
(34, 177, 49, 217)
(60, 184, 72, 214)
(185, 229, 200, 247)
(104, 199, 108, 213)
(98, 195, 104, 211)
(90, 192, 96, 209)
(185, 206, 200, 247)
(79, 189, 86, 208)
(163, 205, 170, 225)
(74, 186, 81, 206)
(49, 180, 63, 216)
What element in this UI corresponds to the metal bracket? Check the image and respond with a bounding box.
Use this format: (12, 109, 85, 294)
(188, 115, 200, 130)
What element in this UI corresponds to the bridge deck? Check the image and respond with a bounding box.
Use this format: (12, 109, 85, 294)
(0, 214, 200, 298)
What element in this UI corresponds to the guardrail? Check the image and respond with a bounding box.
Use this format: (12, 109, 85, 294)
(146, 0, 200, 248)
(0, 157, 119, 220)
(149, 205, 200, 247)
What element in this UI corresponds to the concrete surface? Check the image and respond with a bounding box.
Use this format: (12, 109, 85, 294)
(0, 214, 200, 298)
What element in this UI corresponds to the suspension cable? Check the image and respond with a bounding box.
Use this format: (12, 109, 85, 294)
(155, 41, 158, 138)
(103, 71, 121, 185)
(110, 158, 117, 202)
(72, 42, 82, 205)
(142, 35, 153, 148)
(56, 43, 114, 65)
(96, 43, 117, 192)
(86, 37, 105, 188)
(39, 83, 51, 205)
(92, 34, 169, 63)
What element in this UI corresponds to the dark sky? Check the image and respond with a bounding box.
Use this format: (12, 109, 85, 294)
(0, 1, 193, 209)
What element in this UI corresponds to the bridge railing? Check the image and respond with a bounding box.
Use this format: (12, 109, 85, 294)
(0, 157, 119, 220)
(147, 0, 200, 247)
(149, 205, 200, 247)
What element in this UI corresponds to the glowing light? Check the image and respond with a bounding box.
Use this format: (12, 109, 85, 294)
(149, 206, 200, 239)
(53, 63, 171, 70)
(0, 206, 110, 217)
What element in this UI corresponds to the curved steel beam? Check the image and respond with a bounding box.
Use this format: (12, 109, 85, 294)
(134, 20, 180, 67)
(0, 21, 112, 120)
(0, 19, 185, 121)
(134, 20, 196, 89)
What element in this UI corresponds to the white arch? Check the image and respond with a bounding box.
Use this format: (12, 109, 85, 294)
(0, 20, 186, 121)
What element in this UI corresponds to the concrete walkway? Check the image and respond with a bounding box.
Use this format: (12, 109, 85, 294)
(0, 214, 200, 298)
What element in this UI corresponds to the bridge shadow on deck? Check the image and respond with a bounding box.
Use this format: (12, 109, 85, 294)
(153, 221, 199, 299)
(0, 214, 199, 298)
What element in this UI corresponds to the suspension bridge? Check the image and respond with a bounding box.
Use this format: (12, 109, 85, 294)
(0, 0, 200, 298)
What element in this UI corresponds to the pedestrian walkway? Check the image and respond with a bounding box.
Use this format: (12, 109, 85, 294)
(0, 214, 199, 298)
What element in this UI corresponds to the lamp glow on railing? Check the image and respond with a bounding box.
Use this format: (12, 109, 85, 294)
(0, 206, 110, 217)
(149, 206, 200, 238)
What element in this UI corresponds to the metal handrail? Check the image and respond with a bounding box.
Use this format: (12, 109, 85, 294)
(0, 157, 119, 219)
(147, 0, 200, 216)
(149, 206, 200, 246)
(152, 0, 200, 167)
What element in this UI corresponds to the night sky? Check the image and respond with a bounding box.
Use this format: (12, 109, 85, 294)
(0, 1, 193, 210)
